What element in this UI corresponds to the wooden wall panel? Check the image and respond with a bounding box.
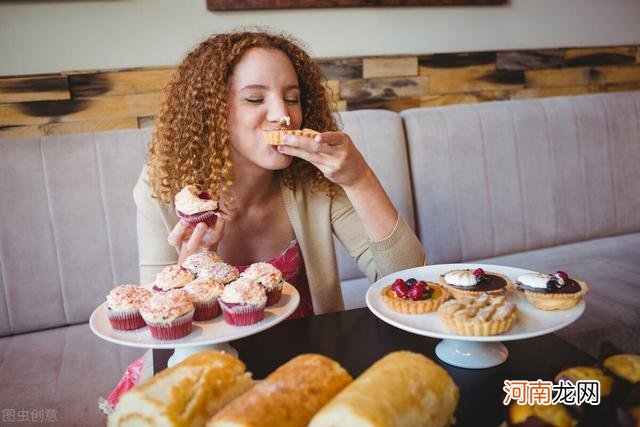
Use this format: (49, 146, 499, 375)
(1, 45, 639, 138)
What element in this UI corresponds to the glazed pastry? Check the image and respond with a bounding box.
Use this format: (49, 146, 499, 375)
(381, 278, 447, 314)
(515, 271, 588, 310)
(153, 264, 195, 291)
(219, 277, 267, 326)
(174, 185, 220, 227)
(439, 268, 510, 299)
(438, 293, 517, 336)
(309, 351, 458, 427)
(208, 354, 352, 427)
(264, 128, 319, 145)
(603, 354, 640, 384)
(108, 351, 253, 427)
(106, 284, 151, 330)
(506, 402, 577, 427)
(241, 262, 284, 306)
(182, 251, 223, 277)
(139, 289, 194, 340)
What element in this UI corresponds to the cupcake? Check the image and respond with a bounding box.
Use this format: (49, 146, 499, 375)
(182, 251, 223, 277)
(184, 278, 224, 321)
(438, 268, 511, 299)
(381, 278, 447, 314)
(199, 262, 239, 285)
(153, 264, 194, 292)
(174, 185, 220, 227)
(437, 294, 517, 336)
(139, 289, 194, 340)
(241, 262, 284, 306)
(219, 277, 267, 326)
(515, 271, 588, 310)
(106, 284, 151, 330)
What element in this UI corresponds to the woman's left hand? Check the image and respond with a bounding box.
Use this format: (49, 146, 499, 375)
(277, 131, 369, 188)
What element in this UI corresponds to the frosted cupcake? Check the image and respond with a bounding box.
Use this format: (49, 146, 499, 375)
(184, 278, 224, 321)
(199, 262, 239, 285)
(140, 289, 194, 340)
(106, 284, 151, 330)
(241, 262, 284, 306)
(182, 251, 222, 277)
(219, 277, 267, 326)
(153, 264, 194, 292)
(174, 185, 220, 227)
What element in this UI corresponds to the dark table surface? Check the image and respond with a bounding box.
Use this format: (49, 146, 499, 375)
(154, 307, 595, 426)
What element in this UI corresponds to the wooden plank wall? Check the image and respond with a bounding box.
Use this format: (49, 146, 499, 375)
(1, 46, 639, 139)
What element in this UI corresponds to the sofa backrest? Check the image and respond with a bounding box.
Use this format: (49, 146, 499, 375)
(402, 91, 640, 264)
(0, 110, 415, 336)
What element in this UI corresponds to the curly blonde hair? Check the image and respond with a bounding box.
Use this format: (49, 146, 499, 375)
(147, 30, 338, 206)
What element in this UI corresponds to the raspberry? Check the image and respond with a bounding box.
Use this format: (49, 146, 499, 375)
(473, 268, 485, 278)
(392, 279, 409, 298)
(407, 284, 424, 301)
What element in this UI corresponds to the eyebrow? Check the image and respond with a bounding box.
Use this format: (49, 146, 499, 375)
(240, 84, 300, 91)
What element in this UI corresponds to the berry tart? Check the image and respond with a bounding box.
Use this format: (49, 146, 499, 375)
(153, 264, 195, 292)
(439, 268, 511, 299)
(219, 277, 267, 326)
(184, 278, 224, 321)
(241, 262, 284, 306)
(515, 271, 588, 310)
(139, 289, 195, 340)
(381, 278, 447, 314)
(181, 251, 222, 277)
(106, 283, 151, 330)
(437, 294, 517, 336)
(174, 185, 221, 228)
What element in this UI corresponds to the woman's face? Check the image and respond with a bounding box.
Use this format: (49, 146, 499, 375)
(227, 47, 303, 171)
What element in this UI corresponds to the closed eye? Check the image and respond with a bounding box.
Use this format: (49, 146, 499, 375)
(244, 98, 263, 104)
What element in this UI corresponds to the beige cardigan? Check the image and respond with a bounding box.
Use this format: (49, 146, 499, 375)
(133, 171, 426, 314)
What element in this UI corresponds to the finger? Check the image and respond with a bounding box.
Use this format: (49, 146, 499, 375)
(184, 222, 208, 253)
(202, 217, 226, 248)
(316, 131, 346, 146)
(280, 134, 323, 153)
(277, 144, 314, 162)
(168, 220, 190, 246)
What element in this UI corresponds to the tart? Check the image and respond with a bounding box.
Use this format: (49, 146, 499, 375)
(437, 293, 517, 336)
(515, 271, 588, 310)
(439, 268, 511, 299)
(264, 128, 319, 145)
(381, 278, 447, 314)
(174, 185, 220, 227)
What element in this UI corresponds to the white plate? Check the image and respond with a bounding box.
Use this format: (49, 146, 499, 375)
(366, 263, 585, 342)
(90, 283, 300, 349)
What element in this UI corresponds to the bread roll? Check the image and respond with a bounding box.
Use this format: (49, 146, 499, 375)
(108, 351, 253, 427)
(207, 353, 352, 427)
(309, 351, 458, 427)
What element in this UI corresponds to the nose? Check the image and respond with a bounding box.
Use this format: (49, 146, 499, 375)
(266, 97, 290, 128)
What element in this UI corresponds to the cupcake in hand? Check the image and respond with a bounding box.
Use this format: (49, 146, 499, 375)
(184, 278, 224, 321)
(106, 284, 151, 330)
(241, 262, 284, 306)
(219, 277, 267, 326)
(174, 185, 221, 228)
(153, 264, 194, 292)
(140, 289, 194, 340)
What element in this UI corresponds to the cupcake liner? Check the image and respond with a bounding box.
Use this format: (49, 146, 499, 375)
(265, 287, 283, 307)
(193, 299, 221, 321)
(176, 209, 218, 227)
(146, 310, 194, 340)
(108, 310, 146, 330)
(219, 301, 265, 326)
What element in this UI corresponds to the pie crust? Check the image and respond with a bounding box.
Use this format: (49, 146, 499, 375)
(438, 270, 511, 299)
(263, 128, 319, 145)
(380, 282, 447, 314)
(437, 294, 517, 336)
(520, 278, 588, 311)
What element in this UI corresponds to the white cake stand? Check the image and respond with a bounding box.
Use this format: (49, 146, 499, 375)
(366, 264, 585, 369)
(90, 283, 300, 367)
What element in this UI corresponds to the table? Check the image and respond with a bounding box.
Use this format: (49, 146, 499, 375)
(154, 307, 595, 426)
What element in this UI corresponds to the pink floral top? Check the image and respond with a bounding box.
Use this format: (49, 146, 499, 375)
(236, 240, 314, 319)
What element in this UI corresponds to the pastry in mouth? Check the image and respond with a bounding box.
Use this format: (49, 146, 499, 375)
(380, 278, 447, 314)
(438, 268, 510, 299)
(263, 128, 319, 145)
(515, 271, 588, 310)
(437, 293, 517, 336)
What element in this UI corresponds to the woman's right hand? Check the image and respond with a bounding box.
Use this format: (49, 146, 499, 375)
(168, 216, 226, 263)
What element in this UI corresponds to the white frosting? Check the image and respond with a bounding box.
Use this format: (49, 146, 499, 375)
(182, 251, 222, 276)
(140, 289, 194, 324)
(279, 116, 291, 128)
(106, 284, 151, 312)
(184, 279, 224, 303)
(154, 265, 195, 291)
(517, 273, 552, 289)
(221, 277, 267, 306)
(444, 270, 477, 287)
(174, 185, 218, 215)
(241, 262, 283, 290)
(199, 262, 239, 284)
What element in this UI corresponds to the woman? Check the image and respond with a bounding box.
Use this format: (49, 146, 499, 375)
(134, 30, 426, 317)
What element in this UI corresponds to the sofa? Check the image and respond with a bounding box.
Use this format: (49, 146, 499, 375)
(0, 91, 638, 426)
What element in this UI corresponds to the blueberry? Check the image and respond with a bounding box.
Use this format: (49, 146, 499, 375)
(546, 280, 560, 291)
(406, 278, 417, 287)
